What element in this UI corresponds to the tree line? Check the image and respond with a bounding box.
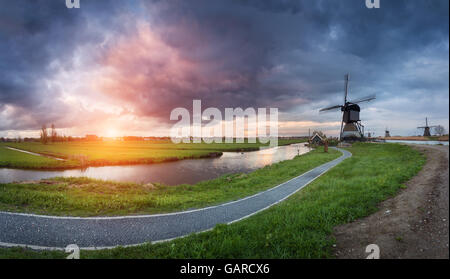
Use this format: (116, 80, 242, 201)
(39, 124, 77, 144)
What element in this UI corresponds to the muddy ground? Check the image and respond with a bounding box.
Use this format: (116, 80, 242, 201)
(333, 144, 449, 259)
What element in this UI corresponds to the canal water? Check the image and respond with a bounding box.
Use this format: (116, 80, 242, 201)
(385, 140, 449, 146)
(0, 143, 311, 185)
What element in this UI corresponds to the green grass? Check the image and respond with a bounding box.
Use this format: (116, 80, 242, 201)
(0, 143, 426, 259)
(0, 147, 79, 169)
(0, 139, 305, 169)
(0, 147, 339, 216)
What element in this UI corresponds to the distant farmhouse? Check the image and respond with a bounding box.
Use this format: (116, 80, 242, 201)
(85, 135, 101, 141)
(310, 132, 324, 145)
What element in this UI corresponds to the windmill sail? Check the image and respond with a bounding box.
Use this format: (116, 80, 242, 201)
(344, 74, 349, 103)
(348, 94, 376, 104)
(319, 105, 342, 112)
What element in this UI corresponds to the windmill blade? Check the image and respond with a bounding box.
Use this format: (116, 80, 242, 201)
(319, 105, 342, 112)
(348, 94, 376, 104)
(344, 74, 350, 104)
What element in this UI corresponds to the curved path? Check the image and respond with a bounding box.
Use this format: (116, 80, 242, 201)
(0, 148, 351, 250)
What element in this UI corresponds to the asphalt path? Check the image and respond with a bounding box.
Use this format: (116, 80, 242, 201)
(0, 147, 351, 250)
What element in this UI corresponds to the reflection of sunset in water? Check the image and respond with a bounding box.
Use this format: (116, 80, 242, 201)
(212, 143, 310, 172)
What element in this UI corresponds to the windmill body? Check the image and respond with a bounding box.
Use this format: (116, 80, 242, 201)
(385, 128, 391, 138)
(319, 74, 376, 141)
(418, 117, 437, 137)
(341, 103, 363, 139)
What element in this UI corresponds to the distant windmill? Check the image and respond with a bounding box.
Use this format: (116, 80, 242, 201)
(385, 127, 391, 138)
(418, 117, 437, 137)
(319, 74, 376, 141)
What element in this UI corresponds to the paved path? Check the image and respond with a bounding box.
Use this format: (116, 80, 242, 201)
(0, 148, 351, 250)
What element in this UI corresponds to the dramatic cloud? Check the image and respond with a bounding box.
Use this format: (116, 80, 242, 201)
(0, 0, 448, 137)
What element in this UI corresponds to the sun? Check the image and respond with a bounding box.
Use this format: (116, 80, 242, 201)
(105, 128, 120, 138)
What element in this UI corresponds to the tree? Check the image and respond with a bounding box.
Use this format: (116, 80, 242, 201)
(51, 124, 58, 142)
(434, 125, 446, 136)
(40, 125, 48, 144)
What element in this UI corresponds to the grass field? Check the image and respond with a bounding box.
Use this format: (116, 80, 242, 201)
(0, 147, 79, 169)
(0, 147, 339, 216)
(0, 139, 305, 169)
(0, 143, 426, 259)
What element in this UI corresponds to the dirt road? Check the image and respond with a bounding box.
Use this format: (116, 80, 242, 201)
(333, 144, 449, 259)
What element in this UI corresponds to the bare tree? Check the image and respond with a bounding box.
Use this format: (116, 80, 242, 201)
(434, 125, 446, 136)
(40, 125, 48, 144)
(51, 124, 57, 142)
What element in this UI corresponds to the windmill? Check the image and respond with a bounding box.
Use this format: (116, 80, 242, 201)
(319, 74, 376, 141)
(418, 117, 437, 137)
(385, 127, 391, 138)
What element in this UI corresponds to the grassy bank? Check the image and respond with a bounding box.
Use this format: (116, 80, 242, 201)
(0, 143, 426, 259)
(0, 147, 339, 216)
(0, 139, 304, 169)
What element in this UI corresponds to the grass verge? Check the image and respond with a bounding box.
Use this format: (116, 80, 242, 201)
(0, 143, 426, 259)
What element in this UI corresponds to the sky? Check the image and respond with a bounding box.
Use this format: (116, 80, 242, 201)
(0, 0, 448, 138)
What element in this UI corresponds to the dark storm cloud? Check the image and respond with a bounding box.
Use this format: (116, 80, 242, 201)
(0, 1, 77, 107)
(0, 0, 133, 129)
(113, 0, 447, 125)
(0, 0, 448, 135)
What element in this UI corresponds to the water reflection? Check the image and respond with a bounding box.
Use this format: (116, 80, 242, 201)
(0, 143, 311, 185)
